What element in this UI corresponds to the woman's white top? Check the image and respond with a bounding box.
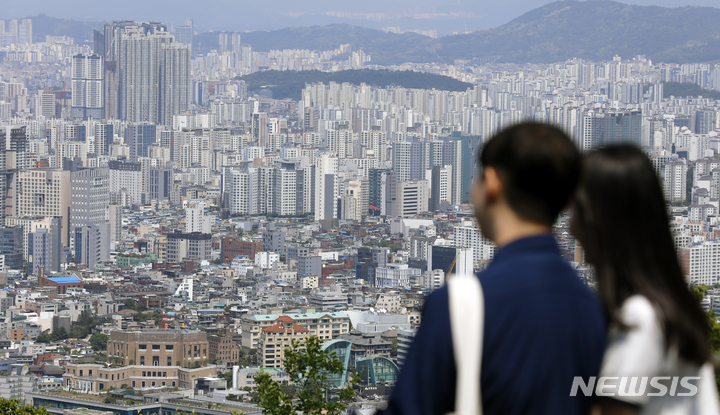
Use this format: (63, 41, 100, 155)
(599, 295, 719, 414)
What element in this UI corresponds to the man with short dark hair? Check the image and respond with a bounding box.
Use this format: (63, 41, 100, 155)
(382, 122, 606, 415)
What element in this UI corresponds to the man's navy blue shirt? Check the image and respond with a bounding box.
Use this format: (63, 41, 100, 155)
(384, 235, 606, 415)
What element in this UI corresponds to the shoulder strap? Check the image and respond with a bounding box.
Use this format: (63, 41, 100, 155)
(447, 273, 485, 415)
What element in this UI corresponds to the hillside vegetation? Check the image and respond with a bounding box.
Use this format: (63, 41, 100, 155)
(28, 14, 101, 44)
(662, 82, 720, 100)
(236, 69, 473, 100)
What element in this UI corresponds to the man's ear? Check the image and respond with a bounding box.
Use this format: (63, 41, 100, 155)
(483, 166, 503, 204)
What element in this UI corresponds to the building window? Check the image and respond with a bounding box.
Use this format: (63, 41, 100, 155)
(139, 344, 147, 351)
(153, 356, 159, 366)
(167, 356, 172, 366)
(165, 345, 173, 351)
(140, 356, 145, 366)
(152, 345, 160, 351)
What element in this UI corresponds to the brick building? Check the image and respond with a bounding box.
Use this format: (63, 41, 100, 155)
(208, 334, 239, 365)
(107, 330, 209, 368)
(221, 236, 262, 263)
(322, 259, 354, 278)
(38, 276, 83, 294)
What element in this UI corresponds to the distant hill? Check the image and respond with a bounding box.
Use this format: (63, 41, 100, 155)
(662, 82, 720, 100)
(26, 0, 720, 64)
(236, 69, 473, 100)
(192, 25, 433, 60)
(28, 14, 101, 44)
(208, 0, 720, 65)
(437, 0, 720, 64)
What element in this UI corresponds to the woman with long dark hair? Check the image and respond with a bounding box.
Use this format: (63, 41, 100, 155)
(571, 144, 719, 414)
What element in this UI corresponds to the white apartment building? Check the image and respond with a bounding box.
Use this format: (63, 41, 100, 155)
(241, 312, 350, 349)
(273, 168, 297, 216)
(341, 180, 363, 221)
(14, 169, 71, 245)
(174, 278, 194, 301)
(70, 167, 110, 232)
(255, 251, 279, 269)
(662, 160, 687, 202)
(375, 264, 421, 288)
(396, 180, 429, 217)
(185, 206, 211, 233)
(109, 161, 142, 206)
(679, 241, 720, 285)
(424, 269, 445, 291)
(315, 153, 339, 221)
(71, 53, 104, 119)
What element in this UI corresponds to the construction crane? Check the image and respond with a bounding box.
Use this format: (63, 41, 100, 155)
(446, 252, 461, 278)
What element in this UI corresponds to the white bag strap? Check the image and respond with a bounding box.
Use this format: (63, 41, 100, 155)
(447, 273, 485, 415)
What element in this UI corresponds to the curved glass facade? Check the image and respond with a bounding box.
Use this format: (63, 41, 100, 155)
(321, 340, 400, 387)
(356, 356, 400, 386)
(321, 339, 352, 387)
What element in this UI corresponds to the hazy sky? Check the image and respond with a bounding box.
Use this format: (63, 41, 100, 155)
(5, 0, 720, 34)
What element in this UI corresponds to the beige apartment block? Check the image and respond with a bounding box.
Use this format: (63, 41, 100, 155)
(62, 363, 217, 392)
(241, 311, 350, 349)
(258, 316, 310, 368)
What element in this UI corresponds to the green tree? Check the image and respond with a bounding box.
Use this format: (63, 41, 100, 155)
(76, 309, 95, 327)
(255, 336, 359, 415)
(68, 309, 99, 339)
(222, 370, 234, 389)
(124, 299, 147, 312)
(70, 326, 89, 339)
(238, 348, 258, 367)
(693, 285, 709, 303)
(135, 310, 162, 323)
(50, 326, 68, 342)
(0, 398, 51, 414)
(390, 338, 398, 357)
(89, 333, 108, 351)
(35, 331, 52, 343)
(255, 373, 295, 415)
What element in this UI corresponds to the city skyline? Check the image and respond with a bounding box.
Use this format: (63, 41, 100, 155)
(0, 3, 718, 414)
